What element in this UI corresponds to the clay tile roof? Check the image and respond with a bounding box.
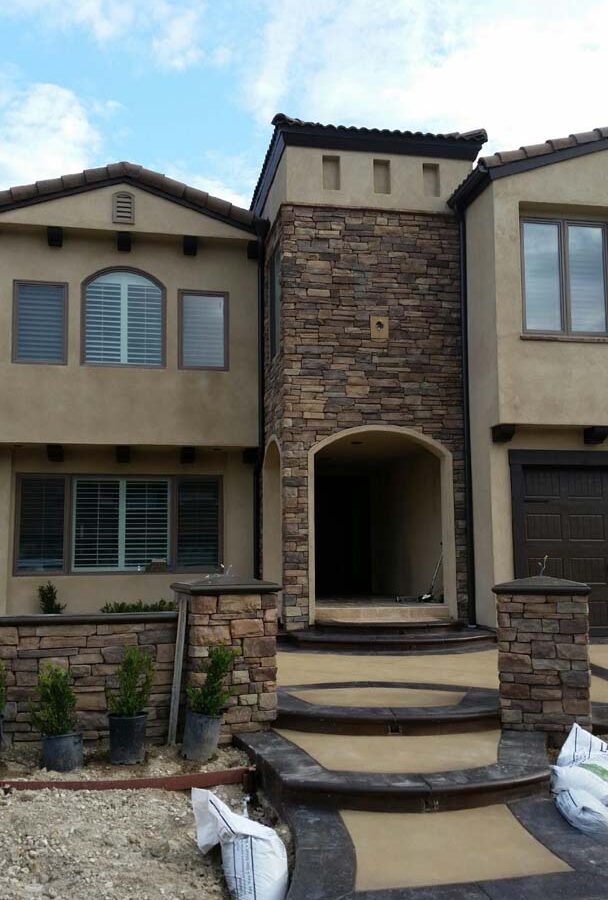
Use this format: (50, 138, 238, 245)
(449, 124, 608, 210)
(252, 113, 487, 214)
(0, 161, 262, 234)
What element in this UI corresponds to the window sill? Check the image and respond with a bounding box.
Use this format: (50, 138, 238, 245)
(520, 333, 608, 344)
(14, 568, 222, 578)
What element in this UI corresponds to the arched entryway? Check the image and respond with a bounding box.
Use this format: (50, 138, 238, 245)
(262, 437, 283, 616)
(307, 426, 457, 623)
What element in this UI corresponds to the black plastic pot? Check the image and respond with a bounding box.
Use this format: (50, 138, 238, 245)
(182, 709, 222, 762)
(108, 713, 147, 765)
(42, 732, 83, 772)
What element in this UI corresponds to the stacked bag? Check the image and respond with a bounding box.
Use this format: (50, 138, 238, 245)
(552, 723, 608, 842)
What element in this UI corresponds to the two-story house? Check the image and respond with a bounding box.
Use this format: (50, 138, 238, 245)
(0, 164, 264, 614)
(4, 118, 608, 634)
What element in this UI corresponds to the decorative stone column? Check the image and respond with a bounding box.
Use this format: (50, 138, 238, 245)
(493, 576, 591, 742)
(171, 579, 280, 744)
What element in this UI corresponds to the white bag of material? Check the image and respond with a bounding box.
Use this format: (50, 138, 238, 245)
(551, 759, 608, 803)
(555, 789, 608, 843)
(192, 788, 288, 900)
(556, 722, 608, 768)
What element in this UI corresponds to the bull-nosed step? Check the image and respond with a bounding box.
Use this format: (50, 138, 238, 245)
(237, 730, 549, 813)
(279, 626, 496, 653)
(277, 682, 499, 735)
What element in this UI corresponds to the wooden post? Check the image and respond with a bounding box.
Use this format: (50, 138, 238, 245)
(167, 592, 189, 745)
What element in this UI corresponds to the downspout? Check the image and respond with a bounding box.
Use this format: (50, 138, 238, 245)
(253, 227, 267, 580)
(457, 209, 477, 627)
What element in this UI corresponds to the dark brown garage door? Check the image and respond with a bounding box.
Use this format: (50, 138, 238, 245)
(511, 458, 608, 628)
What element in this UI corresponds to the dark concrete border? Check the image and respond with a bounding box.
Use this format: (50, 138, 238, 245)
(238, 729, 549, 813)
(281, 627, 496, 654)
(278, 682, 499, 735)
(0, 611, 178, 626)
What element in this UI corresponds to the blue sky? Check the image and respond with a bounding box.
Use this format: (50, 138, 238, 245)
(0, 1, 606, 208)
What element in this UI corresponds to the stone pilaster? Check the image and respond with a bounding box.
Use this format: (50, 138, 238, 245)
(494, 575, 591, 741)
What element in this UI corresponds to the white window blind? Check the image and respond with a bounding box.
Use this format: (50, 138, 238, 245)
(15, 282, 66, 363)
(72, 478, 169, 571)
(177, 480, 220, 567)
(181, 293, 226, 368)
(85, 271, 162, 365)
(17, 478, 65, 571)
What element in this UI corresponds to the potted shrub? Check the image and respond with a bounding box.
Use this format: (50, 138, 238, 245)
(183, 645, 236, 762)
(106, 645, 154, 765)
(0, 660, 6, 748)
(30, 664, 83, 772)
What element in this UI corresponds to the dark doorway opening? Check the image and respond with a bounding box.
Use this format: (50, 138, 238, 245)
(315, 473, 372, 597)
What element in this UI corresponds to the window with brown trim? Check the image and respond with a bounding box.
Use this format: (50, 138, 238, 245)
(83, 269, 164, 366)
(16, 476, 67, 572)
(13, 281, 67, 364)
(179, 292, 228, 370)
(522, 219, 608, 335)
(14, 475, 222, 575)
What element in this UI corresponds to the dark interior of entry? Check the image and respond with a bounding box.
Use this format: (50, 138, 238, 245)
(315, 473, 372, 597)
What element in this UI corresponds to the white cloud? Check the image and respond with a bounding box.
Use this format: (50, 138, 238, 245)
(247, 0, 608, 153)
(0, 82, 103, 188)
(1, 0, 207, 72)
(162, 152, 259, 208)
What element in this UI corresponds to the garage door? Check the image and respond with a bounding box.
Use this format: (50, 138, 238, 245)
(512, 463, 608, 628)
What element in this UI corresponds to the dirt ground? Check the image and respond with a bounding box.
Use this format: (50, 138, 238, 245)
(0, 783, 291, 900)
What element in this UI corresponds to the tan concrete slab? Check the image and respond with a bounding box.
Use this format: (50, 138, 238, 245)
(275, 728, 501, 773)
(290, 686, 465, 708)
(590, 645, 608, 669)
(316, 604, 450, 625)
(341, 804, 571, 891)
(278, 648, 499, 690)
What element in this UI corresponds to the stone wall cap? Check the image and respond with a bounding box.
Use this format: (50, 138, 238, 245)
(0, 611, 178, 626)
(493, 575, 591, 596)
(171, 577, 281, 596)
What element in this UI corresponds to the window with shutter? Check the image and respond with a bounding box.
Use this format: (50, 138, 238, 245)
(17, 477, 66, 572)
(180, 292, 227, 369)
(84, 270, 163, 366)
(14, 282, 67, 364)
(72, 478, 169, 571)
(176, 479, 220, 568)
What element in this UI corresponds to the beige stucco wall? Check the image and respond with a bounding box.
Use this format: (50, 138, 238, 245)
(1, 445, 254, 615)
(466, 148, 608, 626)
(260, 146, 473, 221)
(371, 452, 442, 597)
(0, 187, 259, 446)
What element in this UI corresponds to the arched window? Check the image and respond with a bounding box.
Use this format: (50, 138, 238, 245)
(83, 269, 164, 366)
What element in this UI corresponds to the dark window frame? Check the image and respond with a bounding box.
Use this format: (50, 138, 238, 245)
(80, 266, 167, 369)
(14, 474, 70, 575)
(12, 280, 69, 366)
(177, 290, 229, 371)
(521, 217, 608, 337)
(269, 249, 281, 359)
(14, 473, 223, 576)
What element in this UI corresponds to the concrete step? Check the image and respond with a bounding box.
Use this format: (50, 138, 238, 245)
(315, 602, 450, 626)
(280, 624, 497, 653)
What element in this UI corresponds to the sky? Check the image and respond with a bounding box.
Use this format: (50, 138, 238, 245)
(0, 0, 606, 209)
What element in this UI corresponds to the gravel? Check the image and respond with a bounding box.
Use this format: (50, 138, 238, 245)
(0, 783, 291, 900)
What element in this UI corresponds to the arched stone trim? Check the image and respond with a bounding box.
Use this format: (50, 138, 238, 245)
(307, 425, 458, 624)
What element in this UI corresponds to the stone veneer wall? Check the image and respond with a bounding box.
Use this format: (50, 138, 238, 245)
(0, 583, 279, 748)
(264, 204, 468, 628)
(495, 577, 591, 741)
(0, 613, 177, 745)
(178, 587, 278, 745)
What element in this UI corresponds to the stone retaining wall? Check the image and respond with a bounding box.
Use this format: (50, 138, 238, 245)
(494, 576, 591, 741)
(0, 581, 279, 749)
(0, 613, 177, 745)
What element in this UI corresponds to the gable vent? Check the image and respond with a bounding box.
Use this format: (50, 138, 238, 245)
(112, 191, 135, 225)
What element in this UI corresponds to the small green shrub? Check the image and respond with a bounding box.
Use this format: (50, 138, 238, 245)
(100, 599, 175, 614)
(106, 645, 154, 717)
(38, 582, 65, 615)
(187, 645, 236, 717)
(30, 664, 78, 737)
(0, 660, 6, 712)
